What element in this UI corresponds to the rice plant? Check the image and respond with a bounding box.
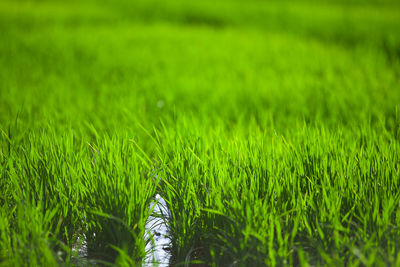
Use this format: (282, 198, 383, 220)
(0, 0, 399, 266)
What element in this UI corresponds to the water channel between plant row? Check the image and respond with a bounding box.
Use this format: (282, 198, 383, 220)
(144, 194, 171, 267)
(72, 194, 171, 266)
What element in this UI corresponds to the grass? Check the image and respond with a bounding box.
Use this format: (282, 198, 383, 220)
(1, 0, 400, 266)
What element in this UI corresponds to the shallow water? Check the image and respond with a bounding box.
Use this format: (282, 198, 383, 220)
(144, 194, 171, 266)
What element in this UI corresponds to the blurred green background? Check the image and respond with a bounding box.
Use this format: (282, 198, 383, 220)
(1, 0, 399, 134)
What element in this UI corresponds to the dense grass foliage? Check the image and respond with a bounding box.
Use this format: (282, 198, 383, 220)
(1, 0, 400, 266)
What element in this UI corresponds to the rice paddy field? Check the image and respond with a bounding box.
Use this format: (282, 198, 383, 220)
(1, 0, 400, 266)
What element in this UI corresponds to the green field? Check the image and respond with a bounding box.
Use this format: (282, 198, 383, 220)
(1, 0, 400, 266)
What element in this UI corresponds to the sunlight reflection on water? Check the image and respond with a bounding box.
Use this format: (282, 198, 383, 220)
(145, 194, 171, 267)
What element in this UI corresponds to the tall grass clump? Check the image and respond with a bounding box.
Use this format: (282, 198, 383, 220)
(0, 127, 158, 265)
(155, 119, 400, 266)
(82, 134, 158, 264)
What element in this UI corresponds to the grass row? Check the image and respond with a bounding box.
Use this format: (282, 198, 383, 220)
(157, 120, 400, 265)
(0, 128, 158, 265)
(1, 119, 400, 265)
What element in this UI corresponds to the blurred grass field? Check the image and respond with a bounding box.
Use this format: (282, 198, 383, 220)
(1, 0, 400, 266)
